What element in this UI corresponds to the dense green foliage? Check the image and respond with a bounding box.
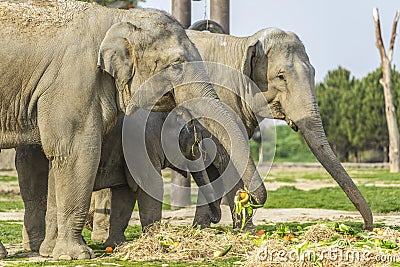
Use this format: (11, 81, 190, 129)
(316, 67, 400, 162)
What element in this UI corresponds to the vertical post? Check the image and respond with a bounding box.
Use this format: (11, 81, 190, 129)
(170, 0, 192, 209)
(210, 0, 230, 34)
(172, 0, 192, 28)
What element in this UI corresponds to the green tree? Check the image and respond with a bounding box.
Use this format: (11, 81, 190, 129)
(354, 68, 400, 162)
(316, 67, 357, 161)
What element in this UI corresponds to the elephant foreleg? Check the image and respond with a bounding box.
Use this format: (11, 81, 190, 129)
(105, 185, 137, 247)
(191, 169, 222, 226)
(16, 145, 49, 251)
(137, 188, 163, 230)
(39, 132, 101, 260)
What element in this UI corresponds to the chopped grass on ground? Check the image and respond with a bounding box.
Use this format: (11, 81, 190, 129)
(265, 185, 400, 213)
(2, 222, 400, 266)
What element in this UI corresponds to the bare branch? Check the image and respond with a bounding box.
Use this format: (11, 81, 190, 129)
(388, 10, 400, 62)
(373, 8, 387, 61)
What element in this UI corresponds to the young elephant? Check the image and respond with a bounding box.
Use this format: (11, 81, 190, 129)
(2, 0, 264, 260)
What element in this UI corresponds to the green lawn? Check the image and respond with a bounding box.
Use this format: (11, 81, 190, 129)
(265, 185, 400, 213)
(0, 176, 18, 183)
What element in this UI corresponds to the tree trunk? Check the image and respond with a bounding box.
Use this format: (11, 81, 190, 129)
(373, 8, 400, 173)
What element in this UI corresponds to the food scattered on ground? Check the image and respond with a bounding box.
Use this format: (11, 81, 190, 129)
(111, 222, 256, 262)
(110, 222, 400, 266)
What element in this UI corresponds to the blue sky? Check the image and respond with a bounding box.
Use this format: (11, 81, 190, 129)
(140, 0, 400, 82)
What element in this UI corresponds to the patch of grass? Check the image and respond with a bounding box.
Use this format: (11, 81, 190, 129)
(0, 200, 24, 212)
(0, 221, 23, 244)
(0, 175, 18, 182)
(268, 177, 297, 183)
(265, 185, 400, 213)
(348, 169, 400, 180)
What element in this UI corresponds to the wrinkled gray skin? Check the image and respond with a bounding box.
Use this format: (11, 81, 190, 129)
(2, 1, 264, 260)
(0, 241, 7, 259)
(187, 29, 373, 230)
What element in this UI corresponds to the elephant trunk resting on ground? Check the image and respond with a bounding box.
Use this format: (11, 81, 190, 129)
(2, 0, 264, 259)
(86, 28, 373, 238)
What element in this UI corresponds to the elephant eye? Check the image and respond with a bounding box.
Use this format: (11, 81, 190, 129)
(277, 72, 286, 81)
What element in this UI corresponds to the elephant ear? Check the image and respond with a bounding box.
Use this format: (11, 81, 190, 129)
(97, 22, 138, 92)
(242, 40, 268, 92)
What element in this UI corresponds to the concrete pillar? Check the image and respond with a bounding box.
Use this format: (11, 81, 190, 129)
(210, 0, 229, 34)
(172, 0, 192, 28)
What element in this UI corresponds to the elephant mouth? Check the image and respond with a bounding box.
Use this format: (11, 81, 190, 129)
(269, 101, 298, 132)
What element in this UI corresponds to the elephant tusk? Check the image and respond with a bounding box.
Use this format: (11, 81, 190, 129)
(286, 117, 298, 132)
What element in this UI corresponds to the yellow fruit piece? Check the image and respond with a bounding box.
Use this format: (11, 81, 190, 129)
(105, 246, 113, 253)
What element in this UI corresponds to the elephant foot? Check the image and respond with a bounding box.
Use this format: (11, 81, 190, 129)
(52, 238, 94, 260)
(104, 235, 126, 248)
(209, 204, 222, 224)
(39, 236, 56, 257)
(22, 231, 44, 252)
(0, 242, 7, 259)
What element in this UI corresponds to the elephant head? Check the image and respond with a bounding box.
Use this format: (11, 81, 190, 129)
(244, 28, 373, 229)
(97, 10, 266, 205)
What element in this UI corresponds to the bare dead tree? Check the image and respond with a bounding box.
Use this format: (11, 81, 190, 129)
(373, 8, 400, 172)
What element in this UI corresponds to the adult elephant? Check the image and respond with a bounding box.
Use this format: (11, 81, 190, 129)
(1, 0, 264, 260)
(90, 28, 373, 234)
(185, 29, 373, 229)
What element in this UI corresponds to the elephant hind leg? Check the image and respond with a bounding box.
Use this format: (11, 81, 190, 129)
(16, 145, 49, 252)
(91, 189, 111, 243)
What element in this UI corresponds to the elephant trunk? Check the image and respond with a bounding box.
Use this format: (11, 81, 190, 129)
(179, 82, 267, 205)
(294, 109, 373, 230)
